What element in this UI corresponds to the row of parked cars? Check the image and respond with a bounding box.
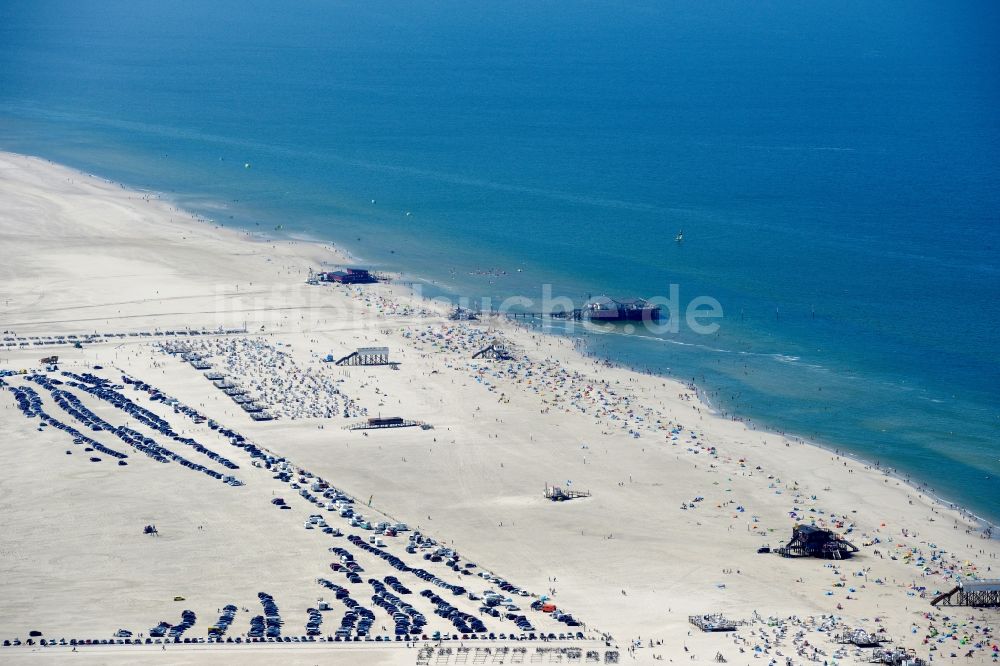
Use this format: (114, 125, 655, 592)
(147, 609, 196, 639)
(420, 589, 487, 635)
(113, 423, 242, 485)
(4, 382, 128, 460)
(529, 600, 581, 627)
(9, 368, 589, 644)
(208, 605, 237, 637)
(47, 386, 108, 433)
(316, 577, 376, 638)
(258, 592, 282, 639)
(346, 534, 465, 599)
(2, 634, 456, 647)
(64, 372, 243, 474)
(17, 372, 244, 487)
(305, 608, 323, 636)
(369, 577, 426, 636)
(168, 610, 197, 639)
(384, 575, 412, 595)
(329, 545, 365, 584)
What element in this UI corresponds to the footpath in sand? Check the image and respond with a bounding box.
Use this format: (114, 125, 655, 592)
(0, 152, 997, 665)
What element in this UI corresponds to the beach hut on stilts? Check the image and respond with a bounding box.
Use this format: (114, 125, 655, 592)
(776, 525, 858, 559)
(930, 579, 1000, 608)
(544, 482, 591, 502)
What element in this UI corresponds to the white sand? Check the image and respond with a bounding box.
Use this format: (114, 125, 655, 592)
(0, 152, 997, 665)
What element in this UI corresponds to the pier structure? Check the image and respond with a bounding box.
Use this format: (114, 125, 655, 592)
(930, 579, 1000, 607)
(486, 296, 661, 323)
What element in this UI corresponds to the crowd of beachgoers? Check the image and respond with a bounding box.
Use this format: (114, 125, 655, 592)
(156, 337, 365, 420)
(386, 315, 999, 662)
(5, 151, 1000, 666)
(690, 611, 997, 664)
(12, 328, 998, 660)
(2, 300, 997, 662)
(350, 287, 440, 319)
(402, 324, 668, 438)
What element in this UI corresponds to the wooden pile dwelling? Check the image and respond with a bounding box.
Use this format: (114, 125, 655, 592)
(323, 267, 377, 284)
(501, 296, 662, 323)
(870, 647, 926, 666)
(836, 628, 888, 648)
(334, 346, 393, 366)
(543, 483, 591, 502)
(449, 307, 479, 321)
(930, 579, 1000, 608)
(348, 416, 424, 431)
(472, 342, 514, 361)
(777, 525, 858, 559)
(689, 614, 738, 632)
(584, 296, 662, 322)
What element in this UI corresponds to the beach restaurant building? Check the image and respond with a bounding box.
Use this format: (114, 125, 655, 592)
(324, 267, 376, 284)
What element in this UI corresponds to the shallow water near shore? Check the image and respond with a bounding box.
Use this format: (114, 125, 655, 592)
(1, 1, 998, 521)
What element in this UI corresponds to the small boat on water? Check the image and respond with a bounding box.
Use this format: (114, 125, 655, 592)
(675, 229, 684, 242)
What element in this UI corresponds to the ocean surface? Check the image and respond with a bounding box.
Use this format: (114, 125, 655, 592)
(1, 1, 998, 521)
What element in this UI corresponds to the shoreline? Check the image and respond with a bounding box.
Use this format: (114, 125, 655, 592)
(5, 151, 997, 533)
(487, 295, 1000, 537)
(2, 150, 998, 663)
(218, 209, 1000, 534)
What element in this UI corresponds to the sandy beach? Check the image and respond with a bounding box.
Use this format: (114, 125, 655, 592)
(0, 151, 997, 665)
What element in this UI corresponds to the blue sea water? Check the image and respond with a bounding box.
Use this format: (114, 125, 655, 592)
(1, 1, 998, 520)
